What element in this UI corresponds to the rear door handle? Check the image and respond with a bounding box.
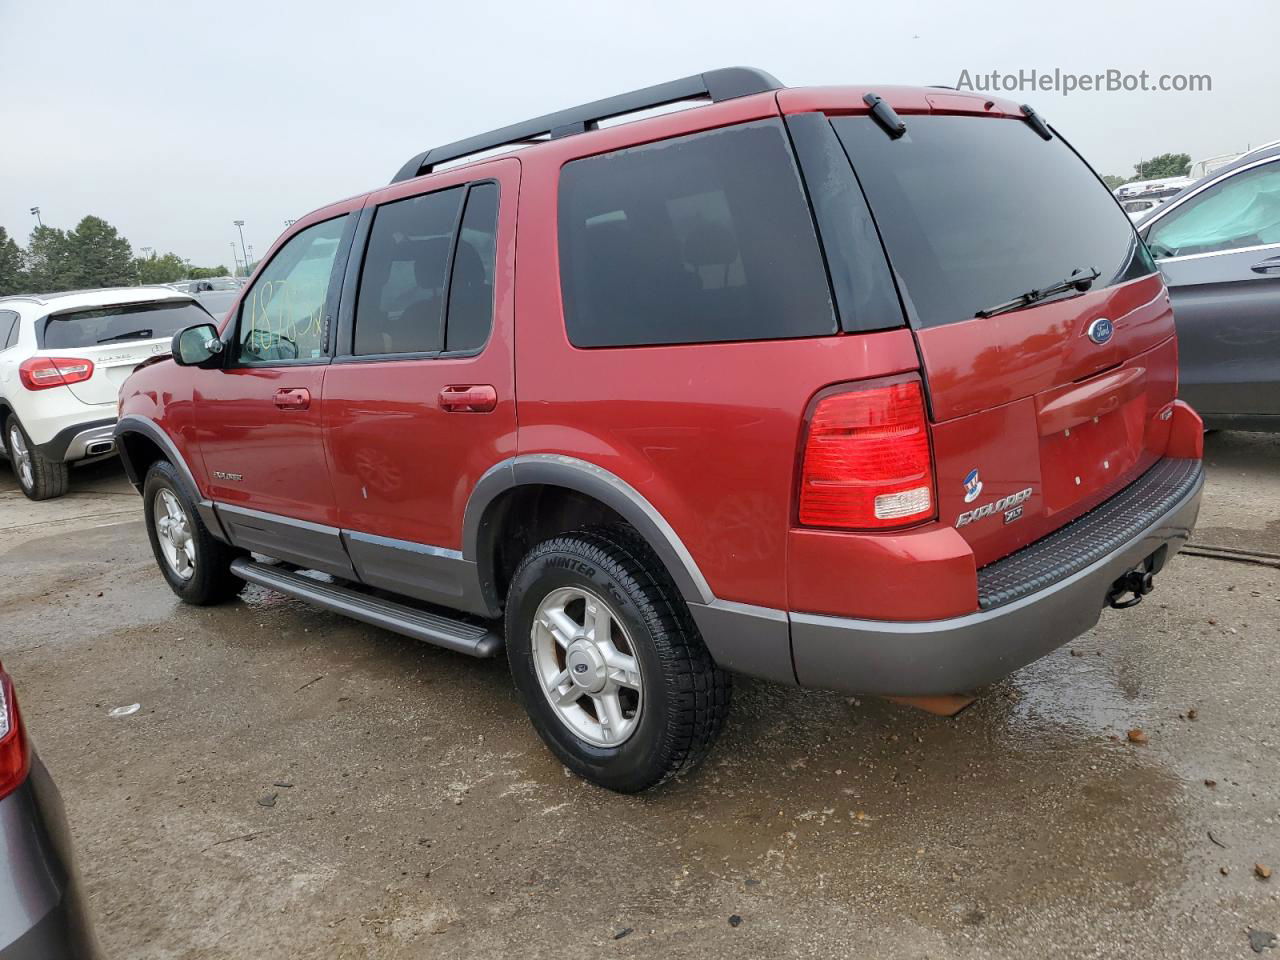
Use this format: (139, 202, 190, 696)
(273, 387, 311, 410)
(1250, 255, 1280, 275)
(439, 384, 498, 413)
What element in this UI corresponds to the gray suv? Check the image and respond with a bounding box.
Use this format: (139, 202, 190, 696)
(1138, 141, 1280, 431)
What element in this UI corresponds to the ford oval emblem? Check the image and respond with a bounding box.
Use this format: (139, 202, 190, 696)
(1087, 317, 1114, 345)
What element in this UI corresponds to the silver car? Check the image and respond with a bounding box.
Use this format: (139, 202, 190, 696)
(0, 663, 99, 958)
(1137, 141, 1280, 430)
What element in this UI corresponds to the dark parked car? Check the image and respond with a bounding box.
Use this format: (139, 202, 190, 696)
(1138, 141, 1280, 430)
(0, 662, 99, 958)
(118, 68, 1204, 792)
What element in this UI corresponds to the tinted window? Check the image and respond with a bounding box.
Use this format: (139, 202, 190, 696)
(446, 183, 499, 352)
(833, 116, 1152, 328)
(1147, 161, 1280, 258)
(355, 188, 464, 356)
(0, 311, 18, 350)
(41, 300, 212, 349)
(239, 215, 347, 363)
(558, 119, 836, 347)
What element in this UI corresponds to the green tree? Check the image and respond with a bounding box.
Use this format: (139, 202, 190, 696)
(136, 252, 188, 285)
(1134, 153, 1191, 180)
(0, 227, 24, 296)
(61, 216, 136, 289)
(1101, 174, 1128, 191)
(23, 225, 72, 292)
(188, 265, 230, 279)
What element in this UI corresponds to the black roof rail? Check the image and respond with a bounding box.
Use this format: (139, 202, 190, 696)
(390, 66, 783, 183)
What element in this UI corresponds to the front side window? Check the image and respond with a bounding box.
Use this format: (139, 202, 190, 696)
(833, 115, 1152, 328)
(238, 216, 347, 363)
(558, 119, 836, 348)
(1147, 161, 1280, 259)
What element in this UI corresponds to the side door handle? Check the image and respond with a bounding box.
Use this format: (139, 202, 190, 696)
(1250, 255, 1280, 275)
(273, 387, 311, 410)
(439, 384, 498, 413)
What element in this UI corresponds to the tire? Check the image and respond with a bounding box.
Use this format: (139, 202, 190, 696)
(143, 460, 244, 605)
(505, 524, 731, 793)
(5, 415, 69, 501)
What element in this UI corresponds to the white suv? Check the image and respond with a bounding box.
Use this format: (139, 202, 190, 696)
(0, 287, 214, 500)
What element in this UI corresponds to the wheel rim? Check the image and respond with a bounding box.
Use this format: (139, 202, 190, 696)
(8, 426, 33, 490)
(153, 488, 196, 581)
(531, 586, 643, 748)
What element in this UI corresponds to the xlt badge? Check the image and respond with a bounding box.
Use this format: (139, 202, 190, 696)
(956, 487, 1032, 528)
(212, 470, 243, 482)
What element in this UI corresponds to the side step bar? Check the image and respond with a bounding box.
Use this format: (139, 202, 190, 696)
(230, 558, 503, 658)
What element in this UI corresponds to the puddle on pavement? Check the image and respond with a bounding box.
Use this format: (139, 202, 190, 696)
(1005, 647, 1152, 740)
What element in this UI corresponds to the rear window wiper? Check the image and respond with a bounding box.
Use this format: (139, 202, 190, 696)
(96, 329, 155, 343)
(975, 268, 1099, 319)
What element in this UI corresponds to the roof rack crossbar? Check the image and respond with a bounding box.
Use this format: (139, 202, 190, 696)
(390, 66, 783, 183)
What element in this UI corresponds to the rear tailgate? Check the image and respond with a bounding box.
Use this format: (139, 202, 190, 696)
(58, 338, 174, 405)
(830, 105, 1178, 567)
(38, 298, 213, 406)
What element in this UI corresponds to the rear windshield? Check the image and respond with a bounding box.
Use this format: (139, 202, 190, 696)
(41, 300, 213, 350)
(832, 115, 1153, 328)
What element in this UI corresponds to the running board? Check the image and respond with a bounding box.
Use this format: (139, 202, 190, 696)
(230, 558, 503, 658)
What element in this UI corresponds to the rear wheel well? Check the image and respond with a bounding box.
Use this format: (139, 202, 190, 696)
(481, 485, 632, 611)
(118, 431, 168, 491)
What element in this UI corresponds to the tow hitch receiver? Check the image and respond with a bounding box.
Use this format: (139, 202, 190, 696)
(1107, 547, 1168, 609)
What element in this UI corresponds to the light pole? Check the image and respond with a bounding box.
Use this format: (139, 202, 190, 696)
(229, 242, 240, 276)
(284, 218, 296, 229)
(141, 246, 154, 259)
(233, 220, 249, 274)
(29, 207, 42, 228)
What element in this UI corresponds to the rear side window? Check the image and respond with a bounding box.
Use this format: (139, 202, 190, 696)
(355, 188, 464, 356)
(446, 183, 500, 353)
(558, 119, 836, 348)
(41, 300, 212, 350)
(0, 311, 18, 350)
(833, 115, 1152, 328)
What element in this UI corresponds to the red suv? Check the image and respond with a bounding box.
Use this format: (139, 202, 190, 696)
(117, 68, 1205, 792)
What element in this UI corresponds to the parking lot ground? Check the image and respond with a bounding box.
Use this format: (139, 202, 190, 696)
(1, 432, 1277, 959)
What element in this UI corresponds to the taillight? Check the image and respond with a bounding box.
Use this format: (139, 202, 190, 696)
(0, 668, 30, 801)
(798, 378, 936, 530)
(19, 356, 95, 391)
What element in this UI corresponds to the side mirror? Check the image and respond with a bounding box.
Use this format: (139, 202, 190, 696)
(172, 323, 225, 367)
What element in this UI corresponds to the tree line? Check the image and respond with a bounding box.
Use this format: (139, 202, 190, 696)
(1101, 152, 1192, 191)
(0, 216, 229, 297)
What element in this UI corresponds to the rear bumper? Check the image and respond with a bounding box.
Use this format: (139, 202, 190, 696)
(32, 418, 117, 463)
(788, 459, 1204, 695)
(0, 756, 100, 960)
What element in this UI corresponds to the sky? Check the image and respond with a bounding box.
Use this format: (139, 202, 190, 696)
(1, 0, 1272, 268)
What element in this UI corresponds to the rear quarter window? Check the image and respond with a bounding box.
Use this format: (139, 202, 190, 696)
(558, 119, 836, 348)
(832, 115, 1153, 328)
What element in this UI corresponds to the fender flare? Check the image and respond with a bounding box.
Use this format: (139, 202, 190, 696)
(114, 415, 228, 540)
(462, 454, 715, 608)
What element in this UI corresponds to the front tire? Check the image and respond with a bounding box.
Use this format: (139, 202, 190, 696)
(506, 525, 731, 793)
(143, 460, 244, 605)
(5, 416, 69, 501)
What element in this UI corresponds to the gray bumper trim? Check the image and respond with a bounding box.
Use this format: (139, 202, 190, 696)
(788, 464, 1204, 696)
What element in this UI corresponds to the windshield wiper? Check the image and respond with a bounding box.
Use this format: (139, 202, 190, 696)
(96, 329, 155, 344)
(975, 267, 1100, 319)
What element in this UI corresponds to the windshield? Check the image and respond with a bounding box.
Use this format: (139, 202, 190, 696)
(41, 300, 213, 349)
(832, 115, 1154, 328)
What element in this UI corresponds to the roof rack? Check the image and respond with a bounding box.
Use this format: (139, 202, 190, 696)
(390, 66, 783, 183)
